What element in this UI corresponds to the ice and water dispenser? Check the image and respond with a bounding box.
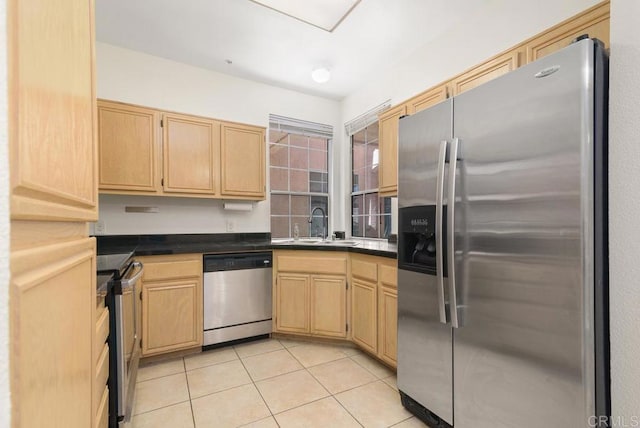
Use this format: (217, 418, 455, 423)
(398, 205, 447, 276)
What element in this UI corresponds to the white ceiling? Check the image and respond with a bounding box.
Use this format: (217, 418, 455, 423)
(95, 0, 487, 100)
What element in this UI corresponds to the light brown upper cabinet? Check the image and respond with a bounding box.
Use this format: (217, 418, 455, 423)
(98, 101, 160, 194)
(10, 0, 97, 222)
(163, 113, 220, 196)
(526, 1, 609, 63)
(451, 49, 522, 96)
(378, 104, 407, 196)
(220, 122, 266, 199)
(407, 84, 449, 115)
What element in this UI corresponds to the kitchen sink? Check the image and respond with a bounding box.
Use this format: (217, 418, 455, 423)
(272, 238, 360, 246)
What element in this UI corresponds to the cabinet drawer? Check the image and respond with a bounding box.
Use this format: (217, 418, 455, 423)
(96, 386, 108, 428)
(379, 264, 397, 289)
(351, 258, 378, 282)
(143, 259, 201, 281)
(95, 344, 109, 405)
(277, 255, 347, 275)
(95, 307, 109, 360)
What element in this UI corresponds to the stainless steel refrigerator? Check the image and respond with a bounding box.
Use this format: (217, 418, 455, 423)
(397, 38, 609, 428)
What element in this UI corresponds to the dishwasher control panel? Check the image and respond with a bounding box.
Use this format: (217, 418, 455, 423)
(203, 252, 272, 272)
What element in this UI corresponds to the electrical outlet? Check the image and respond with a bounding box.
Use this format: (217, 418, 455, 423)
(94, 220, 106, 235)
(226, 220, 235, 232)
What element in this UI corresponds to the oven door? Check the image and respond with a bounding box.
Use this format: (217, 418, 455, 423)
(116, 261, 143, 424)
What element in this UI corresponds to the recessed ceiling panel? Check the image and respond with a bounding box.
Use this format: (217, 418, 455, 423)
(250, 0, 360, 31)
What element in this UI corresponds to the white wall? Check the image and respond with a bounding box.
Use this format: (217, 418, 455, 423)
(609, 0, 640, 418)
(96, 43, 343, 235)
(0, 0, 10, 423)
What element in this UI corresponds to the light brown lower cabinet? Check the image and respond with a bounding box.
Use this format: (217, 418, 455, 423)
(350, 254, 398, 367)
(273, 251, 349, 339)
(351, 278, 377, 354)
(275, 273, 310, 334)
(138, 254, 203, 357)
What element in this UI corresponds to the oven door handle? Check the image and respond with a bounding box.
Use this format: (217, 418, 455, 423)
(121, 261, 144, 289)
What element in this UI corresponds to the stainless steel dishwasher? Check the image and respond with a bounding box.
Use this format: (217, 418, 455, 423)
(203, 252, 273, 346)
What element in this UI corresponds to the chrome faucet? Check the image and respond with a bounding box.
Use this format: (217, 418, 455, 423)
(308, 206, 328, 240)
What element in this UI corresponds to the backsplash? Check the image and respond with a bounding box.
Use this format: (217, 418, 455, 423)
(93, 194, 270, 235)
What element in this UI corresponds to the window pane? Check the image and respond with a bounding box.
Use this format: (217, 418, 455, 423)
(291, 216, 309, 237)
(289, 170, 308, 192)
(366, 122, 379, 143)
(364, 215, 379, 238)
(271, 194, 289, 216)
(352, 194, 363, 216)
(291, 195, 310, 216)
(365, 165, 378, 191)
(309, 136, 327, 150)
(352, 215, 363, 237)
(270, 168, 288, 191)
(309, 196, 328, 238)
(269, 130, 288, 144)
(290, 147, 308, 169)
(309, 149, 327, 171)
(271, 216, 289, 238)
(289, 133, 308, 148)
(365, 193, 379, 216)
(270, 144, 288, 167)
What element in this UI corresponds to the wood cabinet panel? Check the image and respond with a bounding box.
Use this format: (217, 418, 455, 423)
(276, 253, 348, 275)
(95, 307, 109, 360)
(378, 287, 398, 367)
(378, 104, 407, 196)
(139, 254, 203, 357)
(526, 1, 609, 63)
(311, 276, 347, 338)
(379, 263, 397, 289)
(143, 259, 201, 281)
(142, 279, 201, 355)
(452, 49, 522, 96)
(163, 113, 219, 195)
(10, 237, 96, 428)
(351, 279, 377, 354)
(275, 274, 310, 333)
(96, 386, 108, 428)
(221, 122, 266, 199)
(407, 84, 449, 115)
(351, 257, 378, 283)
(95, 344, 109, 409)
(97, 100, 160, 193)
(9, 0, 97, 221)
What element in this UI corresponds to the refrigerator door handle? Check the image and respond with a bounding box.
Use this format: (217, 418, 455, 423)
(447, 137, 460, 328)
(435, 140, 448, 324)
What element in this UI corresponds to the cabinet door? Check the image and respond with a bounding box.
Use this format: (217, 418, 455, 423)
(142, 278, 202, 356)
(10, 0, 97, 221)
(311, 275, 347, 338)
(97, 101, 160, 193)
(220, 122, 266, 199)
(10, 237, 96, 427)
(452, 49, 522, 96)
(378, 105, 407, 196)
(526, 2, 609, 63)
(275, 274, 310, 334)
(407, 84, 449, 115)
(163, 113, 220, 195)
(378, 286, 398, 367)
(351, 279, 377, 354)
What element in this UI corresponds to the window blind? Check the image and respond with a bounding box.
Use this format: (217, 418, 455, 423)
(269, 114, 333, 139)
(344, 100, 391, 136)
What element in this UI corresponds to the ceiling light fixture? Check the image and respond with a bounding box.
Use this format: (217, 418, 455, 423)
(311, 67, 331, 83)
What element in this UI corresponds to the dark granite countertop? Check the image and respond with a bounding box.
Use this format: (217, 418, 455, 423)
(95, 233, 397, 259)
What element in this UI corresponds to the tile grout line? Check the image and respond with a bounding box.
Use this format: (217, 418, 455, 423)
(181, 357, 197, 428)
(233, 345, 281, 426)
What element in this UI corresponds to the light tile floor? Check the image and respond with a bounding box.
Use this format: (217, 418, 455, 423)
(132, 338, 427, 428)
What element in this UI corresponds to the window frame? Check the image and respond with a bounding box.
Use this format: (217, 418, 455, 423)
(269, 125, 332, 239)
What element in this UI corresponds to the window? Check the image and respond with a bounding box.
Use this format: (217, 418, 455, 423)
(351, 122, 391, 238)
(269, 116, 331, 239)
